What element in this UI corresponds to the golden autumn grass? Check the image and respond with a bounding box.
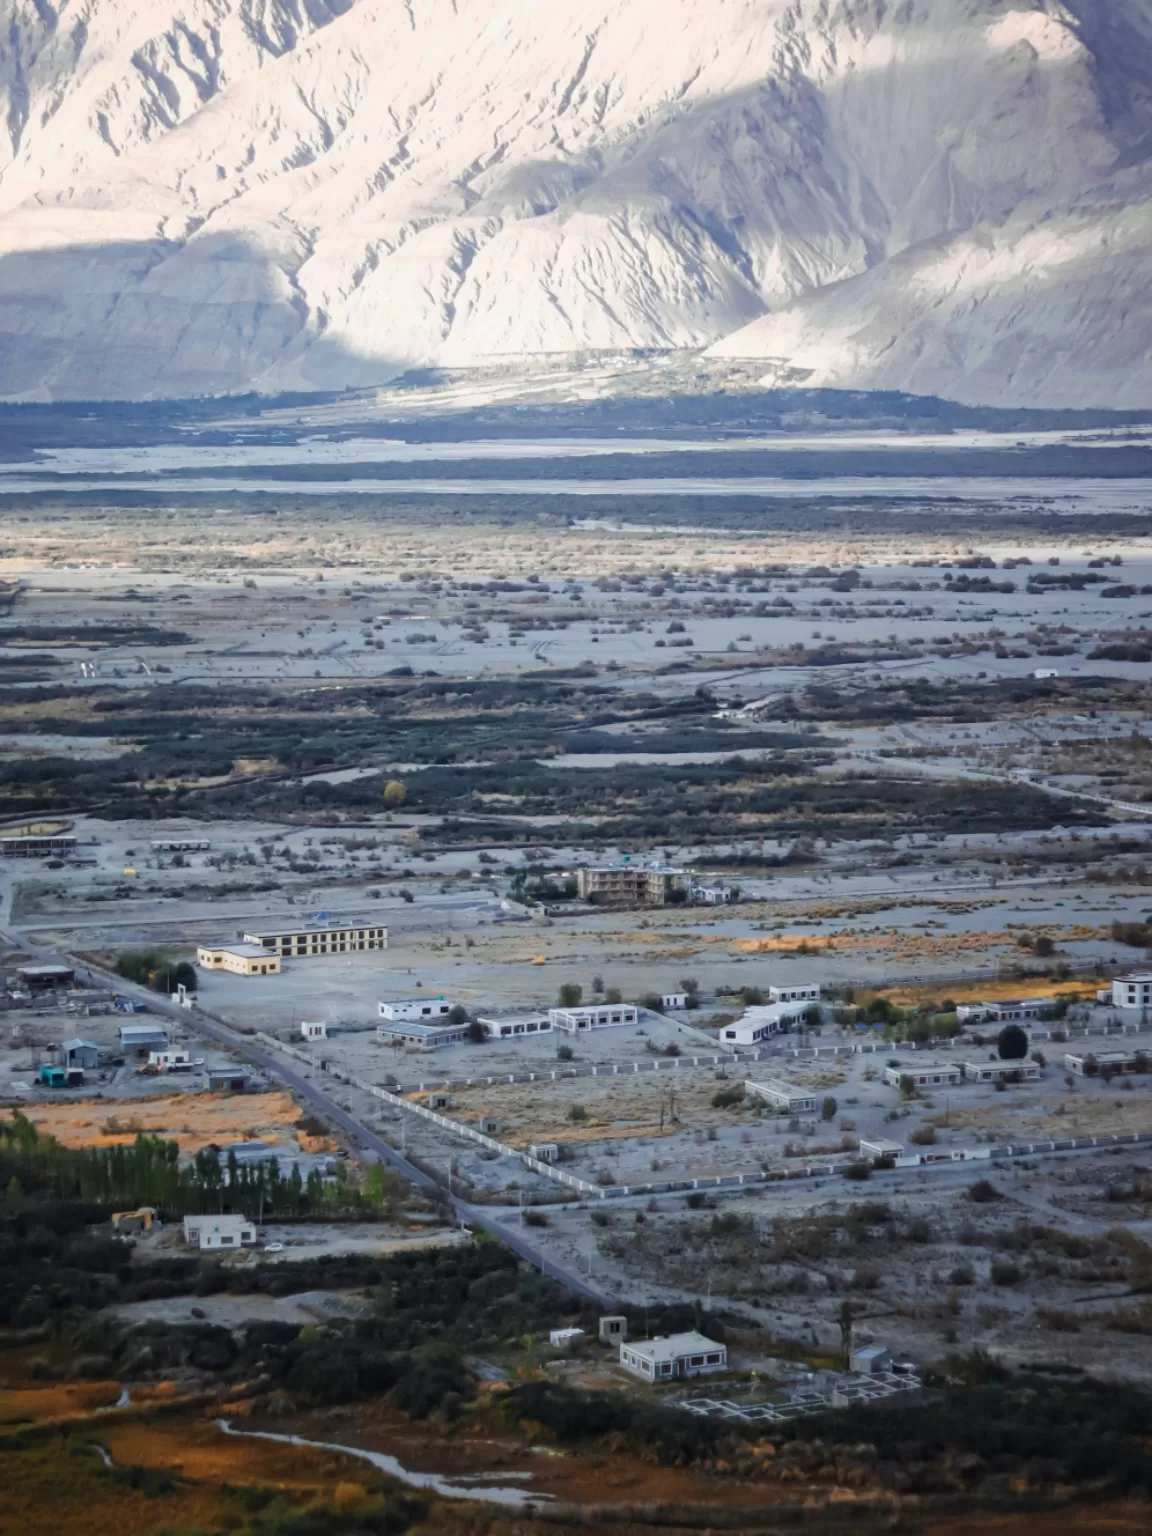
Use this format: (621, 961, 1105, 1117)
(0, 1379, 121, 1424)
(0, 1434, 229, 1536)
(24, 1089, 303, 1155)
(0, 1413, 404, 1536)
(877, 978, 1101, 1008)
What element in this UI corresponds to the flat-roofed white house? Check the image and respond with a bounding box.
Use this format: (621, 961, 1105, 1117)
(962, 1059, 1041, 1083)
(719, 1002, 806, 1046)
(619, 1331, 727, 1382)
(148, 1049, 200, 1071)
(1113, 973, 1152, 1012)
(549, 1327, 585, 1349)
(768, 984, 821, 1004)
(1064, 1049, 1148, 1076)
(379, 998, 455, 1022)
(183, 1214, 257, 1250)
(197, 943, 282, 977)
(550, 1003, 638, 1031)
(745, 1078, 817, 1115)
(956, 997, 1054, 1025)
(661, 992, 688, 1011)
(883, 1063, 963, 1090)
(478, 1013, 553, 1039)
(378, 1019, 471, 1051)
(301, 1020, 328, 1041)
(859, 1137, 904, 1161)
(850, 1344, 893, 1375)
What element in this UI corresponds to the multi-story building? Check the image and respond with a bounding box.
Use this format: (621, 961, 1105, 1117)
(0, 833, 76, 858)
(574, 865, 687, 907)
(1113, 973, 1152, 1013)
(242, 923, 388, 958)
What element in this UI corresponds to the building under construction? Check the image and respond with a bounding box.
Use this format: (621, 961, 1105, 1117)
(574, 864, 687, 907)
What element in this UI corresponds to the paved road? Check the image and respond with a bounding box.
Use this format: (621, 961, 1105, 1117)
(0, 895, 611, 1304)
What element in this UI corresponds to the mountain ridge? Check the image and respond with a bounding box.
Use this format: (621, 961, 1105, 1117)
(0, 0, 1149, 405)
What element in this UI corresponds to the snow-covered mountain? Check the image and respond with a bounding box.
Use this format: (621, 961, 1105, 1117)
(0, 0, 1149, 405)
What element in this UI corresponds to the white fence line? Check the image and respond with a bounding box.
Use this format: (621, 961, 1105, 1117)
(250, 1031, 1152, 1204)
(253, 1031, 604, 1198)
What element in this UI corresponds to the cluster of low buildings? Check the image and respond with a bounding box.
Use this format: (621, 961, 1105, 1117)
(553, 1320, 917, 1425)
(372, 999, 643, 1051)
(882, 1059, 1042, 1089)
(719, 985, 822, 1046)
(33, 1021, 252, 1094)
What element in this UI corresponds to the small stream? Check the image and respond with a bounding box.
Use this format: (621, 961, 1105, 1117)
(215, 1419, 551, 1507)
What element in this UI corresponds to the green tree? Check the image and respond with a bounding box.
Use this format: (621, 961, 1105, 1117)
(998, 1024, 1029, 1061)
(821, 1095, 838, 1122)
(383, 779, 407, 807)
(558, 983, 583, 1008)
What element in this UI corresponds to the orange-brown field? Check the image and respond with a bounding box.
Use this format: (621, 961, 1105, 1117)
(1, 1377, 1148, 1536)
(0, 1379, 121, 1424)
(24, 1089, 305, 1156)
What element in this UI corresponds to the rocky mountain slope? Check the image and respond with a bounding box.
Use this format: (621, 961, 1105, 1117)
(0, 0, 1149, 405)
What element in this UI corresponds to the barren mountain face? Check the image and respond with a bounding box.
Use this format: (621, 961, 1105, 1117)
(0, 0, 1148, 404)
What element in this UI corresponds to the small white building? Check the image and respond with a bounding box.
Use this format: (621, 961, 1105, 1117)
(1113, 973, 1152, 1013)
(148, 1049, 200, 1072)
(1033, 668, 1060, 680)
(661, 992, 688, 1011)
(850, 1344, 893, 1375)
(549, 1327, 585, 1349)
(378, 1019, 471, 1051)
(301, 1020, 328, 1041)
(378, 998, 455, 1022)
(962, 1059, 1041, 1083)
(1065, 1049, 1146, 1076)
(478, 1013, 553, 1039)
(619, 1331, 727, 1382)
(197, 943, 281, 977)
(550, 1003, 638, 1031)
(956, 997, 1053, 1025)
(182, 1214, 257, 1250)
(720, 1002, 806, 1046)
(883, 1063, 963, 1090)
(745, 1078, 817, 1114)
(859, 1137, 903, 1161)
(600, 1315, 628, 1344)
(768, 984, 821, 1004)
(691, 884, 734, 905)
(529, 1142, 560, 1162)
